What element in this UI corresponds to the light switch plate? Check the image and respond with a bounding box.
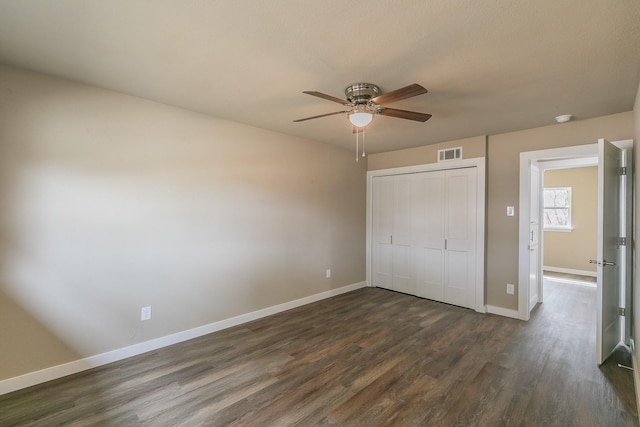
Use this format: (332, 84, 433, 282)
(506, 206, 515, 217)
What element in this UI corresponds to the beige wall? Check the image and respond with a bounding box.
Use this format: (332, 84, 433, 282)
(0, 65, 367, 381)
(487, 112, 633, 310)
(367, 135, 486, 170)
(543, 167, 597, 274)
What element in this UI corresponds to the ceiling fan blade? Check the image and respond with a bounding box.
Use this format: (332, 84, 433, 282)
(379, 107, 432, 122)
(303, 91, 351, 105)
(293, 110, 349, 122)
(371, 84, 428, 105)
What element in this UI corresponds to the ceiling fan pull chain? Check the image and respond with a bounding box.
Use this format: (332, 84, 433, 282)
(362, 127, 366, 157)
(355, 129, 359, 162)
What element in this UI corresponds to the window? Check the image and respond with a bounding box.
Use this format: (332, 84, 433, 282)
(543, 187, 572, 230)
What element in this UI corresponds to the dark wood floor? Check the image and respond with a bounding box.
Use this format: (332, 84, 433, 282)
(1, 279, 637, 426)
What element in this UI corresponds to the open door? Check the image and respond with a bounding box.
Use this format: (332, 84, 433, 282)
(595, 138, 622, 365)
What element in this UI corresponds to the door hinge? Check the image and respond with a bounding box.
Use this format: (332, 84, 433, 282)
(618, 307, 626, 316)
(619, 237, 627, 246)
(619, 167, 627, 176)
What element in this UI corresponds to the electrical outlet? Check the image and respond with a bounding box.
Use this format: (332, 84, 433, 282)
(506, 284, 515, 295)
(141, 306, 152, 321)
(326, 269, 331, 279)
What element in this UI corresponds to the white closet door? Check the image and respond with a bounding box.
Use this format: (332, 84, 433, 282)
(444, 168, 477, 309)
(371, 176, 394, 290)
(371, 167, 479, 310)
(415, 171, 445, 301)
(392, 174, 417, 294)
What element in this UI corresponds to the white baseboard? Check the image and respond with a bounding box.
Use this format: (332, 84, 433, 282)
(0, 281, 367, 396)
(486, 305, 521, 320)
(543, 266, 597, 277)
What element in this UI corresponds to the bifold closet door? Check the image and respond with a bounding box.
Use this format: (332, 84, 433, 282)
(371, 168, 477, 310)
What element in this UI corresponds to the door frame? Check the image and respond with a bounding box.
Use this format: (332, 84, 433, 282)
(366, 156, 486, 313)
(518, 140, 633, 322)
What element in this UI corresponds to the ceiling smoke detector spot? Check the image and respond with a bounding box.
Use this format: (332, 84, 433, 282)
(555, 114, 573, 123)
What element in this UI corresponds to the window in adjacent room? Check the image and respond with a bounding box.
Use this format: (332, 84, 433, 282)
(543, 187, 572, 231)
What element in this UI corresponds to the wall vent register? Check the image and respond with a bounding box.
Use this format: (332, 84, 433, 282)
(438, 147, 462, 162)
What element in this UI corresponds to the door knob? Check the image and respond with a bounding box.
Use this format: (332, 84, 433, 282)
(588, 259, 616, 267)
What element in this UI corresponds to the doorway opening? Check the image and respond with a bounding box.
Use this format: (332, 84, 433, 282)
(518, 140, 633, 365)
(539, 158, 598, 309)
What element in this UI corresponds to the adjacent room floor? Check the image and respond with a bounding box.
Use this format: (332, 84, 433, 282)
(1, 278, 637, 426)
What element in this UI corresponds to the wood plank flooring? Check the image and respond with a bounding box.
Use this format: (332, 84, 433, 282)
(1, 280, 637, 426)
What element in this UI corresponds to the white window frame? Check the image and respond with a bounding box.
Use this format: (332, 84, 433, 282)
(543, 186, 572, 231)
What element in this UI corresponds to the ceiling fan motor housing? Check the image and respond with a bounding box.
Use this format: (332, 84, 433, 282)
(345, 83, 379, 104)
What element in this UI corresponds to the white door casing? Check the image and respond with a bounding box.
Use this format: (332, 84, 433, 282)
(620, 148, 633, 346)
(529, 163, 540, 313)
(519, 143, 601, 321)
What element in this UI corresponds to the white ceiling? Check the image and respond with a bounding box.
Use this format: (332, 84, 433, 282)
(0, 1, 639, 154)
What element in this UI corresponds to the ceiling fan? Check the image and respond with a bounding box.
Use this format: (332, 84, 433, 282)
(293, 83, 432, 128)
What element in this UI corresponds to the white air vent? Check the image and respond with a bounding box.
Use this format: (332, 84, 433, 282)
(438, 147, 463, 162)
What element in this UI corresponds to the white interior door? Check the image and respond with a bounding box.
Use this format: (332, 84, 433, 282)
(444, 168, 477, 309)
(371, 176, 394, 290)
(528, 163, 540, 312)
(596, 138, 622, 365)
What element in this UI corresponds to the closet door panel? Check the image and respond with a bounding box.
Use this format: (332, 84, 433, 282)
(415, 171, 445, 301)
(446, 249, 474, 307)
(444, 168, 477, 309)
(419, 249, 444, 300)
(392, 175, 416, 294)
(372, 176, 394, 290)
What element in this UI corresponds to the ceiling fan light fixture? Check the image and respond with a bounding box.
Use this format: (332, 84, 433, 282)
(348, 103, 374, 127)
(349, 111, 373, 127)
